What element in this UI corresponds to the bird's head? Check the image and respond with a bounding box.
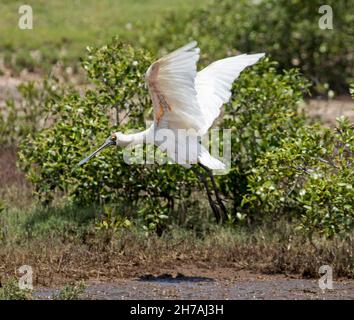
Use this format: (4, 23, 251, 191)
(78, 133, 117, 166)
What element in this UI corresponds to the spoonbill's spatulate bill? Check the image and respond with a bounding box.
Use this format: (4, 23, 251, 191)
(78, 41, 264, 169)
(78, 136, 116, 166)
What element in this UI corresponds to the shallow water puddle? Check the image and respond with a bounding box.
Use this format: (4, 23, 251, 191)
(35, 275, 354, 300)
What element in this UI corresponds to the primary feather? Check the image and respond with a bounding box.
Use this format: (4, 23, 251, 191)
(195, 53, 265, 134)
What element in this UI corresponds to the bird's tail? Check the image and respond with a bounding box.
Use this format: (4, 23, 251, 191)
(198, 145, 226, 170)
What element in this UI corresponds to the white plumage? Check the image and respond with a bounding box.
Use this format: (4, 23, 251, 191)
(196, 53, 265, 134)
(146, 41, 205, 132)
(144, 41, 264, 170)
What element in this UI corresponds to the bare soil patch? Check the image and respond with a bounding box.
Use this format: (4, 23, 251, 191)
(35, 268, 354, 300)
(305, 96, 353, 126)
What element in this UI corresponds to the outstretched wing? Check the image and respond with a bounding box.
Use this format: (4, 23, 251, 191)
(195, 53, 265, 134)
(145, 41, 206, 132)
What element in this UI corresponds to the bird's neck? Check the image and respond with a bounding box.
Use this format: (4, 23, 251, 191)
(116, 125, 154, 147)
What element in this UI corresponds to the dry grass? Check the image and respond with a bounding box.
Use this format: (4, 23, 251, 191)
(0, 147, 32, 208)
(0, 222, 352, 287)
(0, 147, 24, 186)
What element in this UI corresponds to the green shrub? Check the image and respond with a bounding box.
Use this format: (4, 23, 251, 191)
(0, 79, 63, 146)
(53, 281, 86, 300)
(19, 39, 198, 232)
(219, 58, 309, 213)
(244, 117, 354, 238)
(0, 278, 33, 300)
(19, 38, 310, 233)
(16, 38, 353, 238)
(150, 0, 353, 94)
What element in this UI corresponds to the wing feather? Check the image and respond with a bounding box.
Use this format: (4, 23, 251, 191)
(195, 53, 265, 134)
(146, 41, 206, 132)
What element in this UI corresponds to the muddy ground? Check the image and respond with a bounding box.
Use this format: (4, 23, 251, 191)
(35, 268, 354, 300)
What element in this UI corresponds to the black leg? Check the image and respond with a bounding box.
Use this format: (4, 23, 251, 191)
(198, 163, 227, 222)
(191, 166, 221, 223)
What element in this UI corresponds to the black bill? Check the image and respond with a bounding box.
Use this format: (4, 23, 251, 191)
(78, 137, 116, 166)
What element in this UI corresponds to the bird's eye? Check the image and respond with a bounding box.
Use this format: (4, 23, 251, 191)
(111, 134, 117, 141)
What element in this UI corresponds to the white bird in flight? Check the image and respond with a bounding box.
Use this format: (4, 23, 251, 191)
(79, 41, 264, 221)
(79, 41, 264, 169)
